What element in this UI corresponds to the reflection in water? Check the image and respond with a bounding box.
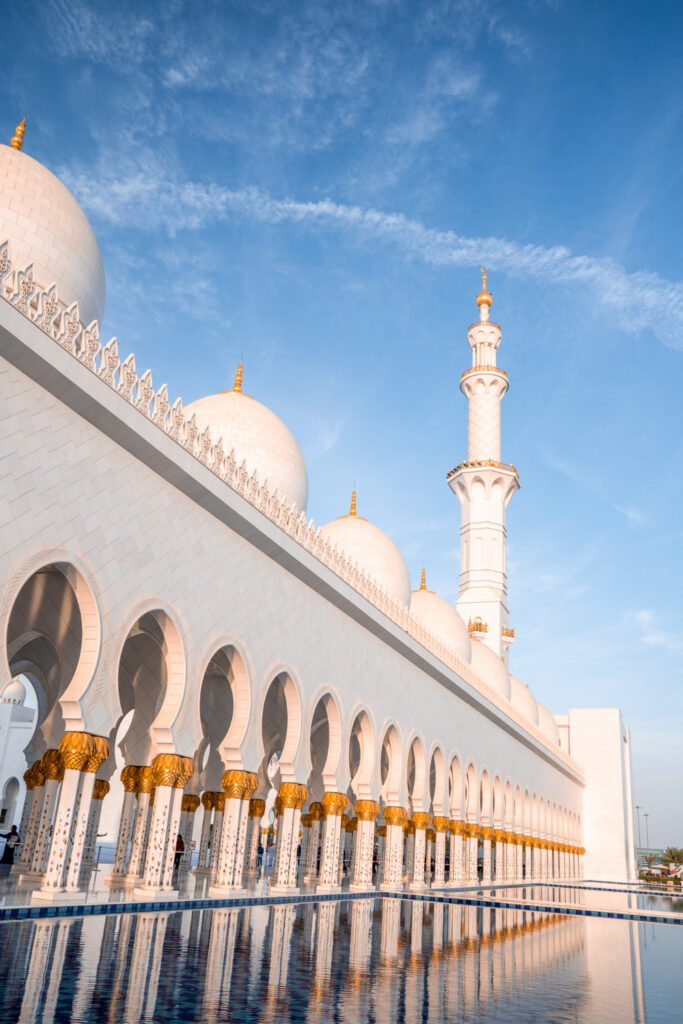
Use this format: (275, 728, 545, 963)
(0, 895, 675, 1023)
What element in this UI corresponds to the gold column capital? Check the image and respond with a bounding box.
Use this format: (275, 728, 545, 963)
(278, 782, 308, 810)
(42, 749, 64, 782)
(432, 816, 449, 833)
(222, 769, 257, 800)
(137, 766, 154, 794)
(308, 801, 323, 821)
(322, 791, 347, 818)
(249, 797, 265, 818)
(121, 765, 140, 793)
(383, 805, 407, 826)
(412, 811, 430, 830)
(213, 792, 226, 813)
(300, 813, 312, 827)
(150, 753, 183, 788)
(354, 799, 380, 822)
(84, 735, 110, 774)
(201, 791, 214, 811)
(181, 794, 200, 813)
(426, 828, 436, 842)
(92, 779, 110, 801)
(59, 731, 95, 772)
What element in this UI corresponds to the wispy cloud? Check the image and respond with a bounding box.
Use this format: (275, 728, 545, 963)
(615, 504, 650, 528)
(630, 609, 683, 654)
(63, 166, 683, 348)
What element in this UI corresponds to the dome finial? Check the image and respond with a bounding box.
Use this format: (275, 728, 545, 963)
(349, 489, 357, 517)
(420, 566, 427, 591)
(476, 266, 492, 320)
(10, 116, 26, 151)
(232, 361, 243, 393)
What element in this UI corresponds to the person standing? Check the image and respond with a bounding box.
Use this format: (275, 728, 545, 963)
(0, 825, 20, 874)
(174, 833, 185, 871)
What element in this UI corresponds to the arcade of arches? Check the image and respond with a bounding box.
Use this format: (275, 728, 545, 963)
(6, 563, 584, 904)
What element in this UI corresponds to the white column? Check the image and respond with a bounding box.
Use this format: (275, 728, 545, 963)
(111, 766, 141, 877)
(16, 770, 36, 862)
(37, 767, 82, 894)
(127, 790, 152, 879)
(29, 763, 62, 875)
(380, 808, 406, 890)
(494, 831, 505, 883)
(338, 818, 350, 886)
(244, 798, 265, 874)
(210, 771, 258, 895)
(196, 793, 214, 872)
(409, 813, 429, 890)
(304, 804, 322, 879)
(467, 829, 479, 882)
(83, 779, 108, 864)
(135, 752, 192, 898)
(317, 792, 346, 892)
(447, 823, 464, 886)
(350, 801, 379, 891)
(269, 782, 307, 893)
(482, 831, 493, 884)
(160, 784, 184, 889)
(64, 772, 97, 892)
(208, 799, 225, 879)
(17, 776, 44, 871)
(433, 819, 448, 886)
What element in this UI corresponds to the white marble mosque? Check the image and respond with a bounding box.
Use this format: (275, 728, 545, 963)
(0, 116, 638, 906)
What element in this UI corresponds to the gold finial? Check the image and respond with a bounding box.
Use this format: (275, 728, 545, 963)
(476, 266, 492, 310)
(232, 361, 243, 393)
(420, 567, 427, 591)
(10, 117, 26, 151)
(349, 489, 357, 517)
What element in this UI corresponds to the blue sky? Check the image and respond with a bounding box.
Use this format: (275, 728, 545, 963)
(3, 0, 682, 847)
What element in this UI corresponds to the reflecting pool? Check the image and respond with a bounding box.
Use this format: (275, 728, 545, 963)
(0, 898, 680, 1023)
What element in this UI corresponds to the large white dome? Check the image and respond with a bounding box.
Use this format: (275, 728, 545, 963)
(410, 571, 471, 662)
(0, 125, 105, 326)
(185, 365, 309, 513)
(470, 640, 511, 701)
(509, 674, 539, 726)
(537, 704, 560, 746)
(319, 493, 411, 607)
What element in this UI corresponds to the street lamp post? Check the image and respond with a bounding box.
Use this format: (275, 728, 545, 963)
(644, 813, 650, 850)
(635, 805, 642, 850)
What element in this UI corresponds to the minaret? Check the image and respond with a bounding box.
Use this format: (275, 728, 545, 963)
(448, 270, 519, 663)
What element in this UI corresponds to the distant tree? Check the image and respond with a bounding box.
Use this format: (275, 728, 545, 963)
(662, 847, 683, 866)
(644, 854, 658, 870)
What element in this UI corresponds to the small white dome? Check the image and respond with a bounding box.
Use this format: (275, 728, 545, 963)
(1, 678, 26, 705)
(470, 640, 511, 701)
(185, 366, 309, 513)
(0, 134, 105, 326)
(537, 704, 560, 746)
(319, 493, 411, 607)
(509, 674, 539, 726)
(409, 572, 471, 662)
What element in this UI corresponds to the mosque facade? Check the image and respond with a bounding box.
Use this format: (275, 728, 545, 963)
(0, 119, 636, 903)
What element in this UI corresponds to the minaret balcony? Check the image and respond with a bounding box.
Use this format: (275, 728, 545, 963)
(461, 365, 508, 382)
(447, 459, 519, 482)
(467, 617, 488, 638)
(502, 625, 515, 647)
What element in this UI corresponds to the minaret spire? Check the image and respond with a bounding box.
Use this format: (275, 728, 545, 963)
(447, 271, 519, 662)
(10, 117, 26, 151)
